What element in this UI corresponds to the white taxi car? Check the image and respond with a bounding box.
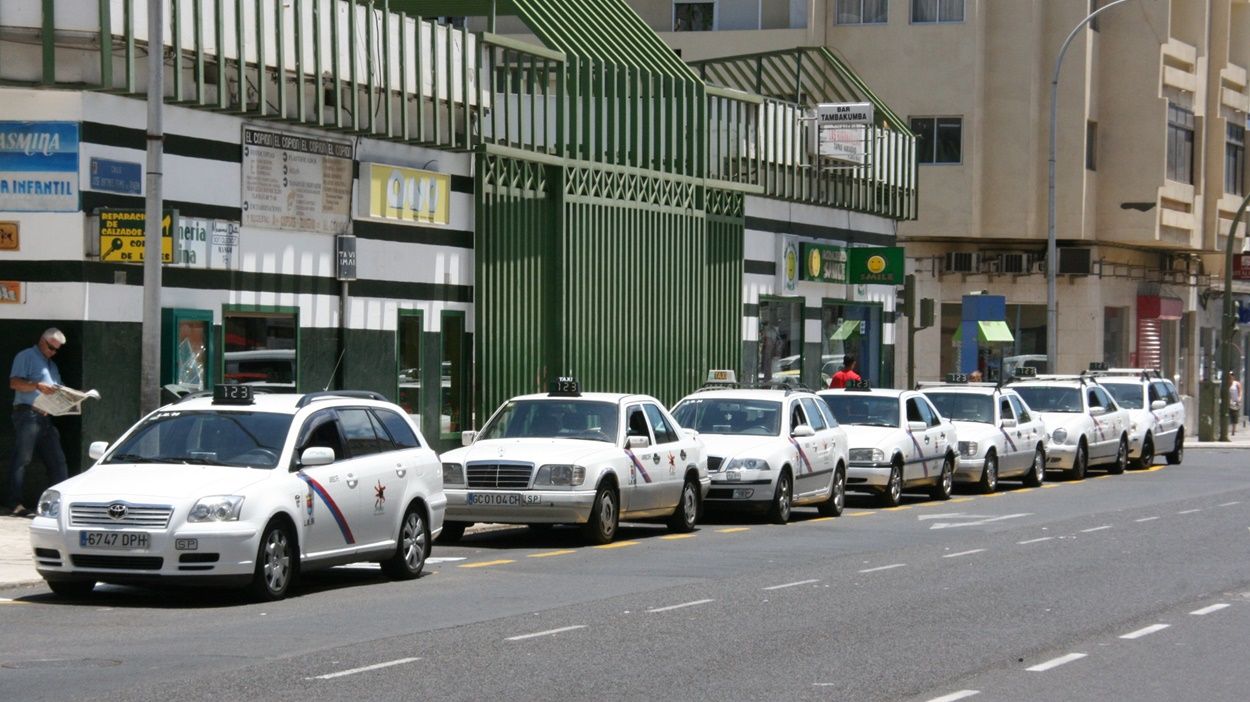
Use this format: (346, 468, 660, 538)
(671, 374, 848, 523)
(817, 384, 958, 507)
(439, 379, 709, 545)
(1010, 375, 1130, 480)
(920, 377, 1047, 493)
(29, 387, 446, 600)
(1092, 368, 1186, 467)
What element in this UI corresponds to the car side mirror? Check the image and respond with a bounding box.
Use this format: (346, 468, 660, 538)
(627, 435, 650, 449)
(1150, 400, 1166, 410)
(1089, 406, 1107, 416)
(300, 446, 335, 467)
(681, 428, 698, 440)
(1001, 418, 1018, 429)
(792, 424, 815, 438)
(461, 430, 478, 446)
(907, 420, 927, 432)
(88, 441, 109, 460)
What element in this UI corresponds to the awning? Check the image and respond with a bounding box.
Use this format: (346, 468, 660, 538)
(830, 320, 861, 341)
(952, 321, 1015, 344)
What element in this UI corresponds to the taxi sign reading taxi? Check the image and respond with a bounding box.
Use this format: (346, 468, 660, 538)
(99, 209, 175, 263)
(847, 246, 903, 285)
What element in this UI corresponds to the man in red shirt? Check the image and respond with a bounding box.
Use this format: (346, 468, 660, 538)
(829, 355, 862, 389)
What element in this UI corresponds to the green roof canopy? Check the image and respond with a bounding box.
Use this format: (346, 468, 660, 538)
(952, 321, 1015, 345)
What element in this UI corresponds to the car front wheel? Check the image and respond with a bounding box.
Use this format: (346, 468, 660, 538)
(667, 478, 699, 532)
(1023, 445, 1045, 487)
(978, 451, 998, 494)
(818, 465, 846, 517)
(879, 462, 903, 507)
(249, 520, 295, 601)
(582, 485, 619, 545)
(930, 455, 954, 501)
(768, 472, 793, 524)
(381, 506, 428, 580)
(1166, 429, 1184, 465)
(1107, 437, 1127, 475)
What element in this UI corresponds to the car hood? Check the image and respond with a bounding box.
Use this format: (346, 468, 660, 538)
(443, 438, 622, 465)
(951, 421, 1005, 442)
(843, 424, 904, 449)
(1034, 412, 1086, 433)
(695, 434, 783, 458)
(55, 464, 272, 500)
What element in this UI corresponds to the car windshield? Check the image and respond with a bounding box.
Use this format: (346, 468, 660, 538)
(820, 394, 900, 428)
(924, 392, 994, 423)
(1100, 383, 1144, 409)
(1013, 386, 1083, 413)
(478, 400, 619, 442)
(103, 410, 293, 469)
(672, 398, 782, 436)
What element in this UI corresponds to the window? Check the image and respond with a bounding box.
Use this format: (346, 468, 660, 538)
(758, 297, 803, 385)
(1226, 122, 1244, 195)
(999, 398, 1014, 422)
(801, 398, 828, 431)
(297, 410, 345, 460)
(674, 1, 715, 31)
(1009, 395, 1032, 424)
(837, 0, 887, 24)
(1086, 121, 1098, 171)
(643, 404, 679, 444)
(397, 310, 422, 421)
(912, 0, 963, 23)
(223, 310, 297, 389)
(1166, 103, 1195, 184)
(338, 408, 388, 457)
(440, 311, 468, 438)
(910, 117, 962, 164)
(375, 409, 420, 449)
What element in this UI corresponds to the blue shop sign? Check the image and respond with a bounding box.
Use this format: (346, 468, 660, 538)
(0, 121, 80, 212)
(89, 157, 142, 195)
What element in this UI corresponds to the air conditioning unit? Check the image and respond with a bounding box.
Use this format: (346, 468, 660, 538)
(944, 251, 981, 273)
(981, 254, 1002, 274)
(1057, 247, 1092, 276)
(1001, 252, 1028, 274)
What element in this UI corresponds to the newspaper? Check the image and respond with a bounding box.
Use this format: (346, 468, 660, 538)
(32, 386, 101, 417)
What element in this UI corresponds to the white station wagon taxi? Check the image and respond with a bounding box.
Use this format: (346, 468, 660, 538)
(439, 379, 709, 544)
(30, 387, 446, 600)
(920, 376, 1047, 493)
(817, 384, 958, 507)
(1091, 368, 1186, 468)
(671, 372, 849, 523)
(1010, 374, 1131, 480)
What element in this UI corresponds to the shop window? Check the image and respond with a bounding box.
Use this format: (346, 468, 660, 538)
(223, 310, 297, 389)
(162, 309, 213, 393)
(910, 116, 962, 164)
(1226, 123, 1244, 196)
(441, 311, 468, 438)
(397, 311, 423, 421)
(1104, 306, 1128, 367)
(1166, 103, 1194, 184)
(912, 0, 963, 23)
(674, 1, 715, 31)
(821, 301, 882, 387)
(837, 0, 887, 24)
(759, 298, 804, 386)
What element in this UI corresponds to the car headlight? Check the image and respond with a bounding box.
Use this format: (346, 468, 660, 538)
(849, 448, 886, 463)
(958, 441, 979, 457)
(534, 464, 586, 487)
(37, 489, 60, 518)
(724, 458, 770, 471)
(1051, 428, 1068, 445)
(442, 462, 465, 486)
(188, 496, 244, 522)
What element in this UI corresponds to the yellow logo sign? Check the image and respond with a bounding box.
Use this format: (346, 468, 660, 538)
(0, 221, 17, 251)
(367, 163, 450, 225)
(98, 210, 174, 263)
(807, 248, 823, 279)
(867, 255, 887, 274)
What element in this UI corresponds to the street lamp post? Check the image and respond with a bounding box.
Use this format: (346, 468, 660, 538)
(1047, 0, 1137, 372)
(140, 0, 166, 414)
(1218, 192, 1250, 441)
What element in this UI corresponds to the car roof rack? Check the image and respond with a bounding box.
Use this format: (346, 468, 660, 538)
(296, 390, 390, 408)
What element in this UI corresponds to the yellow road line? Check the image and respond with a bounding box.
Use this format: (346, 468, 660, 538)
(849, 511, 874, 517)
(950, 497, 974, 503)
(982, 492, 1005, 497)
(1041, 483, 1062, 488)
(717, 527, 751, 533)
(913, 501, 945, 508)
(528, 550, 576, 558)
(1013, 488, 1035, 494)
(660, 533, 696, 540)
(458, 559, 515, 568)
(884, 505, 913, 511)
(594, 540, 640, 549)
(0, 598, 29, 605)
(807, 516, 835, 522)
(1132, 465, 1166, 474)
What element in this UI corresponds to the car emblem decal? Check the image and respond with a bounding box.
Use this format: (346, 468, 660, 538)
(107, 502, 128, 520)
(296, 473, 355, 544)
(374, 480, 386, 513)
(787, 437, 814, 473)
(624, 449, 653, 483)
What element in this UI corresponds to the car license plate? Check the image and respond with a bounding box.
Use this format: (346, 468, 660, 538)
(79, 531, 150, 550)
(466, 493, 542, 507)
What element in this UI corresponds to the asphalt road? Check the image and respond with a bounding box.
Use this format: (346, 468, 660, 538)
(2, 450, 1248, 702)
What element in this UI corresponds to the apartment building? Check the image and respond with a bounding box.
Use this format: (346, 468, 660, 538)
(630, 0, 1250, 399)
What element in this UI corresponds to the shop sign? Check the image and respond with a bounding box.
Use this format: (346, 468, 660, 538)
(98, 209, 175, 263)
(362, 163, 451, 226)
(175, 217, 240, 269)
(847, 246, 904, 285)
(89, 157, 142, 195)
(781, 238, 799, 292)
(241, 126, 353, 234)
(800, 242, 846, 284)
(816, 103, 873, 166)
(0, 221, 17, 250)
(1234, 254, 1250, 281)
(0, 280, 19, 303)
(0, 121, 79, 212)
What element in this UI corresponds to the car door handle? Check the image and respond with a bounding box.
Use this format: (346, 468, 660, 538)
(346, 473, 358, 488)
(652, 453, 661, 464)
(395, 466, 407, 478)
(924, 436, 931, 444)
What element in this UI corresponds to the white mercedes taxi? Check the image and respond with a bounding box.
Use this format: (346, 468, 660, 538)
(439, 379, 709, 545)
(1092, 367, 1186, 468)
(920, 375, 1047, 493)
(29, 387, 446, 600)
(817, 383, 958, 507)
(1010, 373, 1130, 480)
(670, 372, 849, 523)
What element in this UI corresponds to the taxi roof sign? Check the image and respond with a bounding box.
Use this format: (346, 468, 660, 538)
(213, 384, 254, 405)
(944, 373, 968, 384)
(705, 369, 737, 385)
(549, 376, 581, 397)
(844, 379, 872, 391)
(1013, 366, 1037, 378)
(1088, 361, 1109, 372)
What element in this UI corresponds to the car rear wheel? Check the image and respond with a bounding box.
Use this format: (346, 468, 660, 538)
(1107, 437, 1127, 475)
(1069, 442, 1088, 481)
(930, 455, 954, 501)
(1166, 429, 1184, 465)
(582, 485, 618, 545)
(1023, 445, 1045, 487)
(667, 478, 699, 532)
(768, 472, 793, 524)
(381, 506, 428, 580)
(879, 462, 903, 507)
(1132, 434, 1154, 470)
(818, 465, 846, 517)
(978, 451, 999, 494)
(47, 580, 95, 598)
(249, 520, 295, 601)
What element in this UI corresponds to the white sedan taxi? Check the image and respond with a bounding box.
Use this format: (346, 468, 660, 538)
(671, 373, 848, 523)
(817, 383, 958, 507)
(920, 376, 1047, 493)
(30, 387, 446, 600)
(1010, 373, 1130, 480)
(439, 379, 709, 544)
(1091, 367, 1186, 467)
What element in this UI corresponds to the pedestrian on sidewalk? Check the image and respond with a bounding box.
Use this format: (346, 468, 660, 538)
(1229, 373, 1243, 437)
(5, 328, 69, 518)
(829, 355, 862, 389)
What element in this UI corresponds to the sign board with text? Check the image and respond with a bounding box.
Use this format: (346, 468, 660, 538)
(1235, 253, 1250, 281)
(89, 157, 142, 195)
(0, 121, 79, 211)
(98, 209, 175, 263)
(241, 127, 354, 234)
(362, 163, 451, 226)
(175, 217, 240, 269)
(847, 246, 904, 285)
(799, 242, 847, 284)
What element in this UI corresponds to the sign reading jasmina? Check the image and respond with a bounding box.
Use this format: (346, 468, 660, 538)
(847, 246, 904, 285)
(0, 121, 79, 212)
(363, 163, 450, 226)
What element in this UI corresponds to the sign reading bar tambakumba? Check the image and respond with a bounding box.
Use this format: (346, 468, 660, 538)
(847, 246, 904, 285)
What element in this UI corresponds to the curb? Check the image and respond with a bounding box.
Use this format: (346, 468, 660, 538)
(1189, 442, 1250, 449)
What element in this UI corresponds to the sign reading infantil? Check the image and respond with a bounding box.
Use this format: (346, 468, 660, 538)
(847, 246, 904, 285)
(241, 127, 354, 234)
(0, 121, 79, 212)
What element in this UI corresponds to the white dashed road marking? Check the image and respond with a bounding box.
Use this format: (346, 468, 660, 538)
(1120, 624, 1170, 640)
(925, 691, 980, 702)
(506, 625, 586, 642)
(858, 563, 906, 574)
(763, 579, 820, 591)
(943, 549, 986, 559)
(1134, 517, 1159, 523)
(1218, 501, 1241, 507)
(425, 557, 467, 564)
(1177, 509, 1202, 515)
(312, 657, 420, 680)
(1191, 604, 1230, 616)
(1080, 525, 1112, 533)
(1018, 536, 1053, 544)
(648, 599, 714, 613)
(1027, 653, 1087, 672)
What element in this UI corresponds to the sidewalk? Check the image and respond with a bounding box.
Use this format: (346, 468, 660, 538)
(0, 514, 40, 590)
(1187, 425, 1250, 448)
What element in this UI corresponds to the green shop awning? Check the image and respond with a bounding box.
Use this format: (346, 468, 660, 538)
(952, 321, 1015, 344)
(830, 320, 862, 341)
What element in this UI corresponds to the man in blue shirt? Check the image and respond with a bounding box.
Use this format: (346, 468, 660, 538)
(6, 328, 69, 518)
